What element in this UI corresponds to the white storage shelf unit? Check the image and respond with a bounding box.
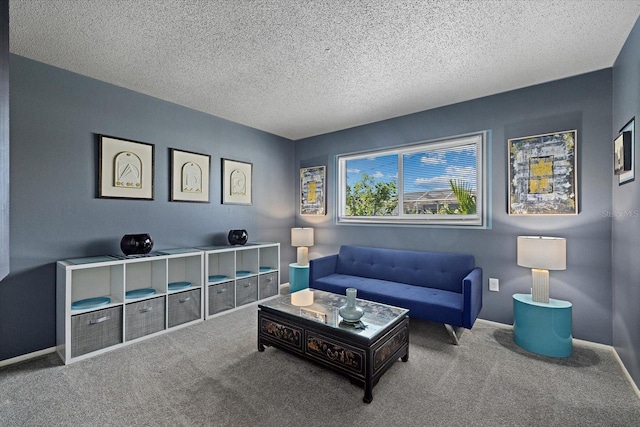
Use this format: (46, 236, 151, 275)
(56, 249, 204, 364)
(202, 242, 280, 319)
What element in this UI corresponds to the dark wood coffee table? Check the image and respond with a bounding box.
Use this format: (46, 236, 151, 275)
(258, 289, 409, 403)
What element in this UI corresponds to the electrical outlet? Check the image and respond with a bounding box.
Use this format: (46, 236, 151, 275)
(489, 278, 499, 292)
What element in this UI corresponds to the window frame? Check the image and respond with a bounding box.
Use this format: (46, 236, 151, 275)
(336, 131, 488, 228)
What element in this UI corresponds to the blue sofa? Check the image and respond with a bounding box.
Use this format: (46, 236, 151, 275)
(309, 245, 482, 344)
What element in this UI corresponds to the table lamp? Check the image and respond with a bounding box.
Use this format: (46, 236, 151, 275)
(517, 236, 566, 303)
(291, 227, 314, 266)
(291, 289, 314, 306)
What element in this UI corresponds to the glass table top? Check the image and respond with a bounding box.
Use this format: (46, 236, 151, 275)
(259, 289, 408, 340)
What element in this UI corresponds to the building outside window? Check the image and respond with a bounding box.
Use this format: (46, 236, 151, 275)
(337, 131, 488, 227)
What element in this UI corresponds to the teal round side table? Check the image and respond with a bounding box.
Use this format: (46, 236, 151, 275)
(513, 293, 572, 358)
(289, 263, 309, 293)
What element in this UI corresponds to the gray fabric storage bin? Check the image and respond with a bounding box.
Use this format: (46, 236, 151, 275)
(258, 272, 278, 299)
(71, 306, 123, 358)
(236, 276, 258, 306)
(168, 288, 201, 328)
(125, 296, 165, 341)
(208, 281, 235, 315)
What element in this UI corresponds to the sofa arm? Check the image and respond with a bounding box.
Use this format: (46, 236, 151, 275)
(309, 254, 338, 286)
(462, 267, 483, 329)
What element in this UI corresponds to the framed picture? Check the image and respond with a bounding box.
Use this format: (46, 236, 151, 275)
(617, 118, 635, 185)
(300, 307, 327, 323)
(170, 149, 210, 202)
(614, 132, 632, 175)
(300, 166, 326, 215)
(99, 135, 154, 200)
(508, 130, 577, 215)
(221, 158, 252, 205)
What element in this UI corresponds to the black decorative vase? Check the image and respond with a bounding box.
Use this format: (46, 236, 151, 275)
(120, 233, 154, 255)
(228, 229, 248, 246)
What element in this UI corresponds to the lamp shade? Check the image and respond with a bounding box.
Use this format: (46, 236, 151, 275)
(291, 227, 314, 247)
(517, 236, 566, 270)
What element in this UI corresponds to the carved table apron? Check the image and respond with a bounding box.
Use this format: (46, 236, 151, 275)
(258, 305, 409, 403)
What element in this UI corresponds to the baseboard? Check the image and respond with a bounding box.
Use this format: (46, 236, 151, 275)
(476, 318, 512, 329)
(476, 318, 640, 400)
(2, 286, 295, 368)
(572, 337, 613, 351)
(0, 346, 56, 368)
(611, 347, 640, 401)
(569, 337, 640, 399)
(2, 313, 639, 401)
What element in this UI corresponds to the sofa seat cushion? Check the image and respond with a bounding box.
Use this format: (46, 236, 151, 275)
(312, 274, 463, 326)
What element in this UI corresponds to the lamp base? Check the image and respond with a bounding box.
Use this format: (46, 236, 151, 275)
(297, 247, 309, 266)
(291, 289, 314, 306)
(531, 268, 549, 303)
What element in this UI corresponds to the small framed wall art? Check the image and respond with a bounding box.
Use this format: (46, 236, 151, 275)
(99, 135, 154, 200)
(170, 148, 210, 202)
(221, 158, 252, 205)
(614, 132, 632, 175)
(616, 118, 635, 185)
(508, 130, 577, 215)
(300, 165, 326, 215)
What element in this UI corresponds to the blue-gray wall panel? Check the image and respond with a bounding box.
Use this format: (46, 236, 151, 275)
(612, 17, 640, 388)
(0, 0, 8, 281)
(296, 70, 613, 345)
(0, 55, 295, 360)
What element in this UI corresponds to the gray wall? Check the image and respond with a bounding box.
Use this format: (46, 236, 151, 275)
(296, 70, 614, 345)
(0, 0, 8, 281)
(0, 55, 295, 361)
(612, 18, 640, 387)
(2, 38, 631, 362)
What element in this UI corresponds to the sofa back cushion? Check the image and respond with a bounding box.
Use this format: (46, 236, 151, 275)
(335, 245, 474, 293)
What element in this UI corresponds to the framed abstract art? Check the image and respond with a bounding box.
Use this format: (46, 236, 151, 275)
(300, 165, 326, 215)
(508, 130, 577, 215)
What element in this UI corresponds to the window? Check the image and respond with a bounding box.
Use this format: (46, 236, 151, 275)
(337, 132, 488, 227)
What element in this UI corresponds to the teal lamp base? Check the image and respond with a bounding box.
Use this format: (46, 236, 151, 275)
(289, 263, 309, 293)
(513, 293, 572, 358)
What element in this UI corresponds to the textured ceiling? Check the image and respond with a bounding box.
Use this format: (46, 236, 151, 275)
(9, 1, 640, 140)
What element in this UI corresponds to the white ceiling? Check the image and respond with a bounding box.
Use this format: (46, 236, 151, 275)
(9, 1, 640, 140)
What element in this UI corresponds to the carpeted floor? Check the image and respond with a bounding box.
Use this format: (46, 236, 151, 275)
(1, 301, 640, 426)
